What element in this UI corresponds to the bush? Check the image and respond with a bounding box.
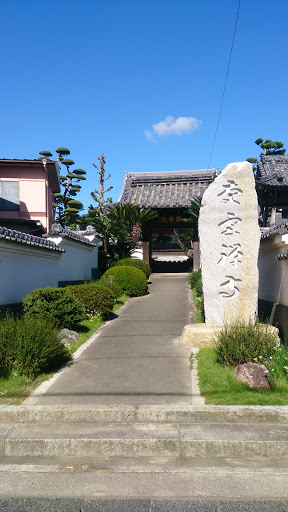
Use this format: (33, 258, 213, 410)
(216, 319, 279, 367)
(23, 287, 85, 329)
(195, 276, 203, 297)
(188, 269, 201, 289)
(114, 258, 151, 279)
(0, 314, 70, 378)
(98, 276, 123, 299)
(0, 314, 17, 377)
(68, 283, 115, 318)
(103, 266, 148, 297)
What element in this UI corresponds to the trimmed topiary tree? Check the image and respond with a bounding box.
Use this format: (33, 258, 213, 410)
(103, 266, 148, 297)
(98, 276, 123, 299)
(114, 258, 151, 279)
(68, 283, 115, 318)
(23, 287, 85, 329)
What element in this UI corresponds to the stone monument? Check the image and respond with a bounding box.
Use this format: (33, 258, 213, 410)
(199, 161, 260, 327)
(182, 161, 261, 346)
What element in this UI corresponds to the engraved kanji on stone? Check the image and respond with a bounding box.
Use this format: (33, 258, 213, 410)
(218, 180, 243, 204)
(217, 243, 243, 267)
(219, 275, 242, 299)
(218, 212, 242, 236)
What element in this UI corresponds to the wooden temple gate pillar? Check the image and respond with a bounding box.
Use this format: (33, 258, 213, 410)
(142, 225, 152, 266)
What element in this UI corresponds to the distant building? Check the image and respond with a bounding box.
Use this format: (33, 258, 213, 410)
(0, 159, 60, 235)
(255, 155, 288, 227)
(118, 169, 218, 268)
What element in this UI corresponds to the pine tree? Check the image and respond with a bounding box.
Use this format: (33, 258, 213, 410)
(247, 138, 286, 171)
(39, 148, 86, 227)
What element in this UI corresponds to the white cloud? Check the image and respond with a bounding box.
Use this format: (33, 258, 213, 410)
(144, 129, 156, 143)
(145, 115, 201, 141)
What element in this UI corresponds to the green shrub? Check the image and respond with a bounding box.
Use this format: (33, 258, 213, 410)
(23, 287, 85, 328)
(0, 314, 17, 377)
(189, 269, 201, 289)
(103, 266, 148, 297)
(114, 258, 151, 279)
(98, 276, 123, 299)
(14, 315, 70, 377)
(216, 319, 279, 367)
(195, 276, 203, 297)
(68, 283, 115, 318)
(0, 314, 70, 378)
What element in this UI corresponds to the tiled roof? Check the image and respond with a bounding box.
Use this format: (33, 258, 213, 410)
(45, 224, 98, 246)
(261, 219, 288, 239)
(0, 226, 64, 252)
(0, 159, 56, 164)
(0, 158, 60, 193)
(256, 155, 288, 189)
(277, 252, 288, 261)
(118, 169, 218, 208)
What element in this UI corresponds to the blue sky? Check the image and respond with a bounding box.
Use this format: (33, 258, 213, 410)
(1, 0, 287, 210)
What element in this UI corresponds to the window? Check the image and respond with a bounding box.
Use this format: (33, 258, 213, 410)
(0, 181, 20, 211)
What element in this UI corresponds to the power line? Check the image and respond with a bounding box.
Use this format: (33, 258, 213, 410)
(207, 0, 241, 169)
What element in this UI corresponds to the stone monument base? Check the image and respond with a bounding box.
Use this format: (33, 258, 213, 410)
(181, 323, 222, 347)
(181, 323, 281, 348)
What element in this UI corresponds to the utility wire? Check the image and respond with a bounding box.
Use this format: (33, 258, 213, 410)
(207, 0, 241, 169)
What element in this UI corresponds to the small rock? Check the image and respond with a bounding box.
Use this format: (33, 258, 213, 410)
(234, 363, 276, 391)
(58, 328, 79, 345)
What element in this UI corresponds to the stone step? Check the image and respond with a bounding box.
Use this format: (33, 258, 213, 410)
(0, 456, 288, 500)
(1, 404, 288, 424)
(2, 421, 288, 459)
(0, 467, 288, 500)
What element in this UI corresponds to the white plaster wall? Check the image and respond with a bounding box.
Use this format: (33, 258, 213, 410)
(258, 234, 288, 306)
(0, 237, 98, 305)
(0, 243, 60, 305)
(55, 238, 98, 282)
(131, 244, 143, 260)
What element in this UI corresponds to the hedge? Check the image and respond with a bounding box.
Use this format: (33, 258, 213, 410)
(68, 283, 115, 318)
(22, 287, 85, 329)
(114, 258, 151, 279)
(103, 266, 148, 297)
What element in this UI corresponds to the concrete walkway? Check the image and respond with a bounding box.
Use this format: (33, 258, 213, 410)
(1, 276, 288, 503)
(35, 275, 193, 406)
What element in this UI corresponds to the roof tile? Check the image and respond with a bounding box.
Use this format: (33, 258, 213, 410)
(118, 169, 218, 208)
(0, 226, 64, 252)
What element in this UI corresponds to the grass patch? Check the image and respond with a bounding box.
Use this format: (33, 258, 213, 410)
(197, 346, 288, 405)
(0, 372, 55, 406)
(0, 294, 129, 405)
(192, 288, 204, 323)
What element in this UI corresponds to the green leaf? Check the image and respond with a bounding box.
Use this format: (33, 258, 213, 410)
(61, 159, 75, 166)
(67, 173, 79, 179)
(56, 147, 70, 155)
(67, 200, 83, 207)
(39, 150, 53, 157)
(73, 168, 86, 175)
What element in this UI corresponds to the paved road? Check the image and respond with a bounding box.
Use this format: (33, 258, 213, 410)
(1, 498, 288, 511)
(36, 275, 193, 406)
